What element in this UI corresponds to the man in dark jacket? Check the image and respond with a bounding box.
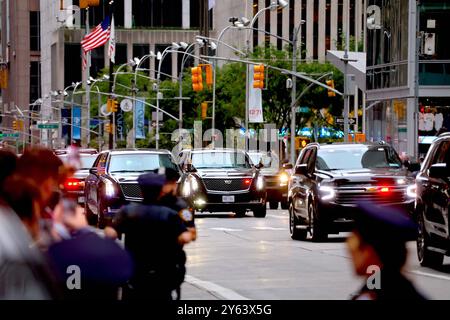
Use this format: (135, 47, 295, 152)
(109, 172, 195, 300)
(347, 202, 426, 300)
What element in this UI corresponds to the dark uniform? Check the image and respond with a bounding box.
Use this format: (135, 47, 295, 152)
(350, 202, 426, 300)
(157, 167, 196, 300)
(112, 173, 188, 300)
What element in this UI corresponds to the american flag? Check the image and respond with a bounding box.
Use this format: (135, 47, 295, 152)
(108, 15, 116, 63)
(81, 16, 111, 52)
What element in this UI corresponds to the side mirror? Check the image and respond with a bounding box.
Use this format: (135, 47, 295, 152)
(186, 163, 197, 173)
(255, 162, 264, 169)
(89, 167, 98, 175)
(283, 163, 293, 170)
(429, 163, 449, 178)
(294, 164, 308, 175)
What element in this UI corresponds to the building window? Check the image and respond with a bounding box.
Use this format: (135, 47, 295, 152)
(133, 44, 150, 71)
(115, 43, 128, 65)
(30, 61, 41, 103)
(30, 11, 40, 51)
(90, 47, 105, 78)
(64, 44, 82, 88)
(132, 0, 182, 28)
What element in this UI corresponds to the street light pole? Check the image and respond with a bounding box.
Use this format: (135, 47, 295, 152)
(343, 5, 350, 143)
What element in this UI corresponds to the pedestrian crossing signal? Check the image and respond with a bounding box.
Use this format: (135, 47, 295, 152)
(295, 137, 310, 150)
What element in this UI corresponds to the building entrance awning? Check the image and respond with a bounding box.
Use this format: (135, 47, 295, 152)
(326, 50, 367, 91)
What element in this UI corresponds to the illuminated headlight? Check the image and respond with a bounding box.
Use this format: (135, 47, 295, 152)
(406, 184, 417, 198)
(104, 180, 116, 197)
(319, 185, 336, 201)
(279, 172, 289, 186)
(194, 198, 206, 207)
(256, 176, 264, 191)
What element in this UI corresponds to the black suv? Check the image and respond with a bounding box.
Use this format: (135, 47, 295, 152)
(178, 149, 267, 218)
(288, 142, 417, 241)
(84, 149, 179, 227)
(415, 133, 450, 267)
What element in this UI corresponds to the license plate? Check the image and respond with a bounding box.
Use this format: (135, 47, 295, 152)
(78, 196, 85, 203)
(222, 196, 235, 203)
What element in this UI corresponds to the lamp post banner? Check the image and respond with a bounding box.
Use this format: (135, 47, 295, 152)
(61, 109, 71, 144)
(248, 67, 264, 123)
(72, 106, 82, 140)
(135, 99, 146, 139)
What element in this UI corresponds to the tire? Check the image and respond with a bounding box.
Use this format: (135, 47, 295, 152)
(269, 202, 279, 210)
(85, 202, 98, 226)
(253, 205, 267, 218)
(235, 210, 246, 218)
(281, 201, 289, 210)
(417, 212, 444, 268)
(289, 203, 307, 240)
(309, 201, 327, 242)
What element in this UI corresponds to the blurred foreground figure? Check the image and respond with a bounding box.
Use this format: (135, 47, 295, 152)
(107, 172, 195, 300)
(347, 203, 426, 300)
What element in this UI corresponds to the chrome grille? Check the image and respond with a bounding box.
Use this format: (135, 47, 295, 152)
(203, 178, 251, 192)
(120, 183, 143, 199)
(335, 188, 406, 205)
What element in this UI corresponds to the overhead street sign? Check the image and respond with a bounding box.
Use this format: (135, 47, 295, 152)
(38, 123, 59, 129)
(0, 133, 20, 138)
(296, 107, 310, 113)
(336, 117, 357, 125)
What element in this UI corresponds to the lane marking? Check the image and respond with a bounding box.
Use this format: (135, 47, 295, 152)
(210, 227, 243, 232)
(409, 270, 450, 281)
(252, 226, 285, 231)
(185, 275, 250, 300)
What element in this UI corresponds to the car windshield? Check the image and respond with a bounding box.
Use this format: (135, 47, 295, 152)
(58, 155, 97, 169)
(316, 146, 402, 171)
(248, 152, 276, 168)
(109, 154, 178, 173)
(191, 151, 252, 169)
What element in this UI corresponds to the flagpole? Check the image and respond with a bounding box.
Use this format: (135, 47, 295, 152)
(108, 1, 115, 150)
(85, 7, 91, 147)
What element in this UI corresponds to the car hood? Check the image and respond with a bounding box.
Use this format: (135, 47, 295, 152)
(110, 172, 141, 183)
(195, 168, 255, 178)
(321, 168, 413, 185)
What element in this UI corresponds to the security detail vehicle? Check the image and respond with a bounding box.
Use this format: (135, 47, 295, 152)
(287, 142, 418, 241)
(178, 148, 267, 218)
(84, 149, 179, 228)
(415, 132, 450, 268)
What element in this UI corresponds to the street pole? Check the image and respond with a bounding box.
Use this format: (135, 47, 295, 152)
(131, 79, 136, 148)
(96, 86, 102, 151)
(343, 4, 350, 143)
(85, 7, 91, 147)
(108, 1, 115, 150)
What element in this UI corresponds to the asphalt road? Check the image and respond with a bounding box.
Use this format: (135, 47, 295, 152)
(182, 208, 450, 300)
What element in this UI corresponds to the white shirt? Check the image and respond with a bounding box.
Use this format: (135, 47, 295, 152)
(434, 113, 443, 131)
(424, 113, 435, 131)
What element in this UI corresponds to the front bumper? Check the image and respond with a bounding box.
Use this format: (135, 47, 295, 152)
(187, 191, 266, 212)
(266, 186, 288, 202)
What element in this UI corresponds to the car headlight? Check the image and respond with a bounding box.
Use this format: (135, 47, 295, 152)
(183, 176, 199, 197)
(319, 185, 335, 201)
(406, 184, 417, 198)
(279, 172, 289, 186)
(256, 175, 264, 191)
(104, 180, 116, 198)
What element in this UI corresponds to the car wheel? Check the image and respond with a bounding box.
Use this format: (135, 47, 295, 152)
(235, 210, 246, 218)
(417, 212, 444, 268)
(309, 201, 327, 242)
(253, 205, 267, 218)
(289, 203, 307, 240)
(281, 201, 289, 210)
(85, 202, 98, 226)
(269, 202, 279, 210)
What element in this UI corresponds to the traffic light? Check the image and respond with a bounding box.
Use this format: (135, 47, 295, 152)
(191, 67, 204, 92)
(107, 99, 119, 113)
(18, 120, 24, 130)
(201, 102, 208, 120)
(295, 137, 310, 150)
(79, 0, 100, 9)
(12, 120, 18, 131)
(253, 64, 265, 89)
(104, 123, 115, 134)
(205, 65, 213, 86)
(326, 79, 336, 97)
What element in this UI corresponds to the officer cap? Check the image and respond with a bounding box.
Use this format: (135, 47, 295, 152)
(354, 202, 418, 248)
(154, 167, 180, 182)
(137, 172, 166, 189)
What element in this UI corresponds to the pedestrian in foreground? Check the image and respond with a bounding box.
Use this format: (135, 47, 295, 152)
(347, 202, 426, 300)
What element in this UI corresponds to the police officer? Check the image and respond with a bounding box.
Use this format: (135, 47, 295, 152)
(156, 167, 197, 299)
(108, 172, 195, 300)
(347, 202, 426, 300)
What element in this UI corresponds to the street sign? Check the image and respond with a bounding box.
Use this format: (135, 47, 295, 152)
(38, 123, 59, 129)
(336, 117, 357, 125)
(151, 121, 163, 128)
(296, 107, 310, 113)
(0, 133, 19, 138)
(120, 99, 133, 112)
